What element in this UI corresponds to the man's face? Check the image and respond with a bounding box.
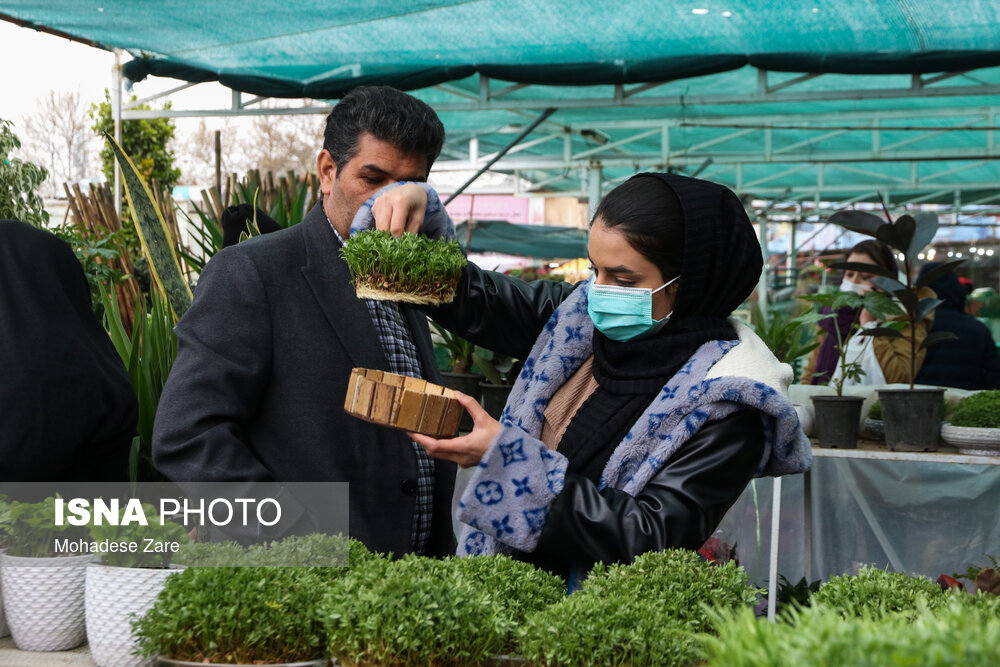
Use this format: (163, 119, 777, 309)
(319, 132, 429, 238)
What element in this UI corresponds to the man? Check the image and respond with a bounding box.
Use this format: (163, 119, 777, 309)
(153, 86, 456, 556)
(914, 264, 1000, 390)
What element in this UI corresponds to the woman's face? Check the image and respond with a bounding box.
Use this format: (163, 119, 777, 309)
(843, 251, 879, 287)
(588, 217, 678, 320)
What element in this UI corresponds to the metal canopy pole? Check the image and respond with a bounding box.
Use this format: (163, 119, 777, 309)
(112, 49, 123, 218)
(587, 165, 603, 219)
(758, 214, 769, 319)
(443, 108, 557, 205)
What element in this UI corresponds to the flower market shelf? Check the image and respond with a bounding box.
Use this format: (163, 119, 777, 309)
(765, 440, 1000, 620)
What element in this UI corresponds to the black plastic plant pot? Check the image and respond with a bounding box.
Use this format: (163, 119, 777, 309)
(478, 381, 514, 420)
(439, 371, 484, 432)
(878, 388, 945, 452)
(812, 395, 864, 449)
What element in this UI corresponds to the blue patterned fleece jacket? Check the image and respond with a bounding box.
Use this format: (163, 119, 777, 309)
(456, 282, 812, 557)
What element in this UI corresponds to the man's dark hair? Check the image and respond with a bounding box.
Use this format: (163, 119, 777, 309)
(323, 86, 445, 176)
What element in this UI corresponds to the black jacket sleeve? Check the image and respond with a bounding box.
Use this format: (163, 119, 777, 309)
(532, 409, 765, 568)
(425, 262, 579, 359)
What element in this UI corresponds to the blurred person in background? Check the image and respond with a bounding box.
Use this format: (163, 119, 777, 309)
(915, 263, 1000, 390)
(0, 220, 137, 482)
(800, 239, 935, 386)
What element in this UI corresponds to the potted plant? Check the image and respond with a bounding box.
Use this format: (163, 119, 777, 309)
(0, 497, 97, 651)
(864, 400, 884, 440)
(320, 554, 510, 665)
(475, 349, 524, 420)
(340, 230, 467, 305)
(795, 289, 902, 448)
(940, 390, 1000, 455)
(84, 503, 191, 667)
(132, 566, 328, 666)
(430, 322, 486, 431)
(519, 549, 760, 666)
(827, 205, 963, 451)
(750, 303, 819, 383)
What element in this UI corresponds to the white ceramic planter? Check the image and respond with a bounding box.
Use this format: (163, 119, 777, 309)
(0, 552, 97, 651)
(86, 564, 183, 667)
(940, 422, 1000, 456)
(0, 547, 8, 638)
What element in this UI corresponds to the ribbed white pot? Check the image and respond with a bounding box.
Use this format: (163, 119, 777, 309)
(86, 564, 183, 667)
(0, 552, 97, 651)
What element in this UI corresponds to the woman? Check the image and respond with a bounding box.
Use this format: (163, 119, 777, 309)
(0, 220, 137, 482)
(800, 239, 934, 386)
(399, 173, 810, 576)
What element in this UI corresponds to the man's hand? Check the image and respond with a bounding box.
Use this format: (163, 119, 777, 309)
(409, 391, 501, 468)
(371, 183, 429, 237)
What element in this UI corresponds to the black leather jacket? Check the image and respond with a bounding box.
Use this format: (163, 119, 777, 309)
(428, 264, 764, 574)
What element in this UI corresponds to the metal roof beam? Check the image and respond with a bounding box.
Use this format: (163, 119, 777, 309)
(424, 72, 1000, 113)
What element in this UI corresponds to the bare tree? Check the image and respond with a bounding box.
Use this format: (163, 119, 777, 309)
(243, 100, 323, 176)
(175, 119, 242, 186)
(21, 90, 97, 197)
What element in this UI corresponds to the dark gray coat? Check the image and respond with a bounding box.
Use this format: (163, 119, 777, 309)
(153, 204, 456, 556)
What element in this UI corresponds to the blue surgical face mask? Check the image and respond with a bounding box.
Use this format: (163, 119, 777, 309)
(587, 274, 680, 342)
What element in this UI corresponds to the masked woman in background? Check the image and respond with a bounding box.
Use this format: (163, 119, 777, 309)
(800, 239, 935, 386)
(409, 173, 810, 579)
(0, 220, 137, 482)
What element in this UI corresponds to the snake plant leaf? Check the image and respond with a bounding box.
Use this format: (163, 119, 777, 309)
(104, 131, 192, 319)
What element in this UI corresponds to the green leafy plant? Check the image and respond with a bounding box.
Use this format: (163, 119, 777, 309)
(518, 549, 759, 666)
(582, 549, 761, 633)
(519, 593, 701, 666)
(172, 540, 252, 568)
(868, 400, 882, 420)
(90, 90, 180, 195)
(450, 555, 564, 650)
(473, 348, 524, 386)
(321, 554, 509, 666)
(794, 290, 903, 395)
(0, 498, 93, 558)
(774, 575, 821, 616)
(948, 391, 1000, 428)
(340, 230, 467, 305)
(827, 202, 963, 389)
(176, 201, 224, 275)
(88, 503, 191, 568)
(750, 302, 819, 367)
(810, 566, 945, 620)
(102, 285, 176, 484)
(0, 118, 48, 226)
(105, 132, 193, 319)
(705, 596, 1000, 667)
(133, 566, 328, 664)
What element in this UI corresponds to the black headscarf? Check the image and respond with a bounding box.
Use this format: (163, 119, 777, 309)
(0, 221, 137, 481)
(558, 173, 763, 483)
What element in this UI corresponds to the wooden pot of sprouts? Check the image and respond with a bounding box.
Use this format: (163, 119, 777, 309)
(340, 230, 466, 305)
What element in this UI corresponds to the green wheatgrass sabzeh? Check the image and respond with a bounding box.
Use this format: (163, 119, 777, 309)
(340, 230, 467, 305)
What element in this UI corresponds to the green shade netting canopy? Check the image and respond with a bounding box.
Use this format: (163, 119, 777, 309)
(5, 1, 1000, 202)
(456, 220, 587, 259)
(2, 0, 999, 96)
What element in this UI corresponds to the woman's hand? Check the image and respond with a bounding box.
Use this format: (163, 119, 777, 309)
(371, 183, 428, 236)
(409, 391, 501, 468)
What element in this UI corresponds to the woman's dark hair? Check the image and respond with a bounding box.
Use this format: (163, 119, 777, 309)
(848, 239, 898, 275)
(591, 175, 684, 281)
(323, 85, 445, 176)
